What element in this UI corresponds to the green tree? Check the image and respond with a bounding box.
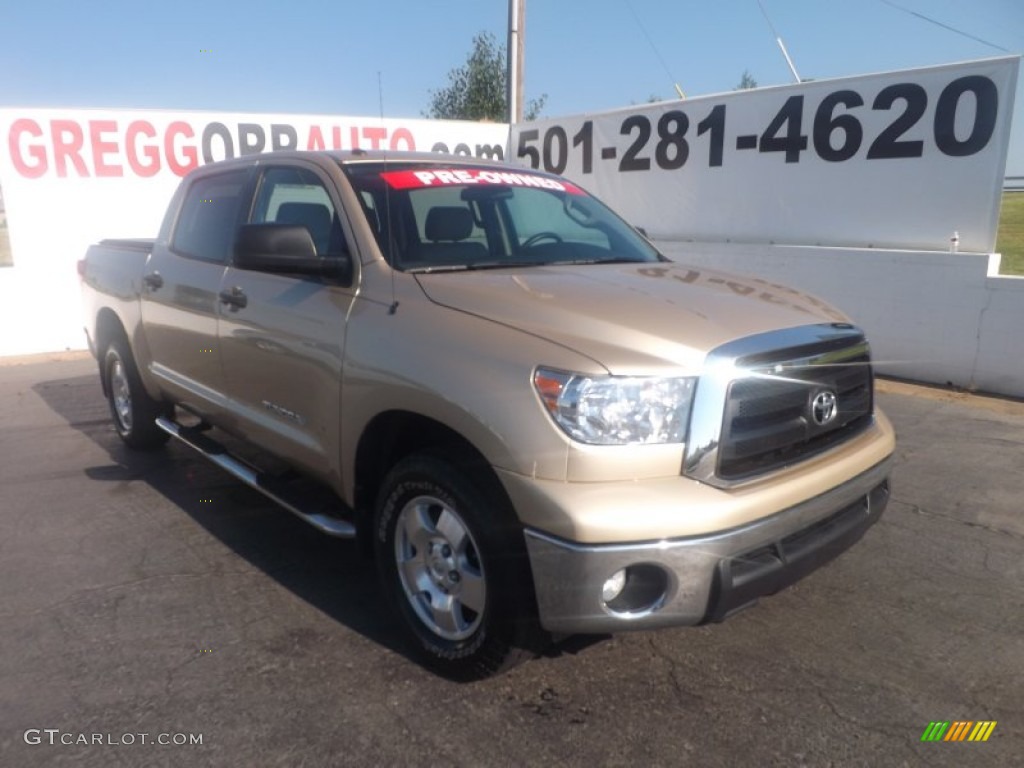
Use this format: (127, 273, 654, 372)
(426, 31, 546, 121)
(735, 70, 758, 90)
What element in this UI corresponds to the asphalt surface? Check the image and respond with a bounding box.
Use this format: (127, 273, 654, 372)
(0, 354, 1021, 768)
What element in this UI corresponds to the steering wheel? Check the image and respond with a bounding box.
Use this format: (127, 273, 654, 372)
(522, 231, 563, 248)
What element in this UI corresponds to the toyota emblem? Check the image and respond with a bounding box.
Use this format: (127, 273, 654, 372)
(811, 391, 838, 426)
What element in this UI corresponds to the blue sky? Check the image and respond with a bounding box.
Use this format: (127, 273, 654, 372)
(1, 0, 1021, 173)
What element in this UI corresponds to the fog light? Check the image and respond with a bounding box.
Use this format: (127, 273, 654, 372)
(601, 569, 627, 603)
(602, 564, 671, 616)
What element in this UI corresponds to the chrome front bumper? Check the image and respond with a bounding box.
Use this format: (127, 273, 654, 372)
(523, 456, 892, 634)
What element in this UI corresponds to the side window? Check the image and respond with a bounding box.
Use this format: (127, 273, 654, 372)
(358, 190, 381, 237)
(171, 169, 249, 263)
(251, 167, 346, 257)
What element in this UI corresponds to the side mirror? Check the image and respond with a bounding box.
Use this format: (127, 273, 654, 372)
(234, 223, 353, 284)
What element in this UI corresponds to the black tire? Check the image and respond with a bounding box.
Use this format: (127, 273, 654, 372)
(373, 452, 547, 679)
(103, 338, 171, 450)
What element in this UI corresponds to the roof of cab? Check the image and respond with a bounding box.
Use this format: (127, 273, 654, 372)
(186, 149, 514, 174)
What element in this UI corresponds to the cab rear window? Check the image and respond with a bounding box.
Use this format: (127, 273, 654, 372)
(171, 170, 249, 263)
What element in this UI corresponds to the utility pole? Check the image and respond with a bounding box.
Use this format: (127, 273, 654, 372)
(507, 0, 525, 123)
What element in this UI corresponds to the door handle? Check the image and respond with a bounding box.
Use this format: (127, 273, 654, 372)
(142, 272, 164, 290)
(218, 286, 248, 310)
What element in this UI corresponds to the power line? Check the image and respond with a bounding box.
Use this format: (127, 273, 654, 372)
(878, 0, 1010, 53)
(756, 0, 801, 83)
(621, 0, 686, 98)
(755, 0, 783, 41)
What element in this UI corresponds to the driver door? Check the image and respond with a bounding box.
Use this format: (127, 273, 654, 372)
(216, 162, 358, 478)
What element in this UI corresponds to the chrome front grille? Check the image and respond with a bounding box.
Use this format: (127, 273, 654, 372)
(717, 347, 872, 480)
(684, 324, 875, 488)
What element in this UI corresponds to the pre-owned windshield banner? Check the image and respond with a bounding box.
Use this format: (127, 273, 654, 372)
(381, 167, 583, 193)
(509, 57, 1019, 253)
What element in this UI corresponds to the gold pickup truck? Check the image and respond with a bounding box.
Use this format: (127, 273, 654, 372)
(80, 151, 894, 679)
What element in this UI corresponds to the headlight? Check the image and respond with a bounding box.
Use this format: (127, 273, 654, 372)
(534, 367, 696, 445)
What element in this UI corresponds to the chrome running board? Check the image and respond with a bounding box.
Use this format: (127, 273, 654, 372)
(156, 417, 356, 538)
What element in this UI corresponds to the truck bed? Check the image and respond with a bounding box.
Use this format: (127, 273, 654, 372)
(97, 238, 156, 252)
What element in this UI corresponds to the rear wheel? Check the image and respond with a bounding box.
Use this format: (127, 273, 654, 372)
(374, 452, 546, 679)
(104, 339, 170, 450)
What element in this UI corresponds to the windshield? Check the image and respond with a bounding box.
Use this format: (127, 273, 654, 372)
(341, 162, 663, 271)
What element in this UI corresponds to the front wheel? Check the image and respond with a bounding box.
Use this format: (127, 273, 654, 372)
(104, 339, 170, 450)
(374, 452, 545, 679)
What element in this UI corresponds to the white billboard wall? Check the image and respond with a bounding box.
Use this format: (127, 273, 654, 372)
(510, 56, 1018, 253)
(0, 110, 507, 355)
(0, 58, 1019, 394)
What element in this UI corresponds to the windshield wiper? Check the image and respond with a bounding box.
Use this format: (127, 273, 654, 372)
(406, 257, 663, 273)
(405, 264, 470, 273)
(548, 257, 645, 266)
(406, 261, 539, 274)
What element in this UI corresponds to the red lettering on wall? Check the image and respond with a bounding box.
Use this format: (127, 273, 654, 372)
(3, 115, 438, 179)
(8, 119, 47, 178)
(50, 120, 88, 177)
(90, 120, 123, 177)
(307, 126, 325, 150)
(363, 126, 387, 150)
(165, 121, 198, 176)
(390, 127, 415, 151)
(125, 121, 159, 177)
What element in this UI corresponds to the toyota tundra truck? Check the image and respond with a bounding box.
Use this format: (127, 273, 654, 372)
(79, 150, 895, 679)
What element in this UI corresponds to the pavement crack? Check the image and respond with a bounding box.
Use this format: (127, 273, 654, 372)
(890, 497, 1024, 540)
(0, 570, 252, 622)
(379, 692, 469, 767)
(646, 636, 706, 706)
(814, 689, 920, 762)
(162, 650, 203, 698)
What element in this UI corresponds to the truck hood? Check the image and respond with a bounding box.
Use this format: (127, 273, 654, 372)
(415, 262, 848, 374)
